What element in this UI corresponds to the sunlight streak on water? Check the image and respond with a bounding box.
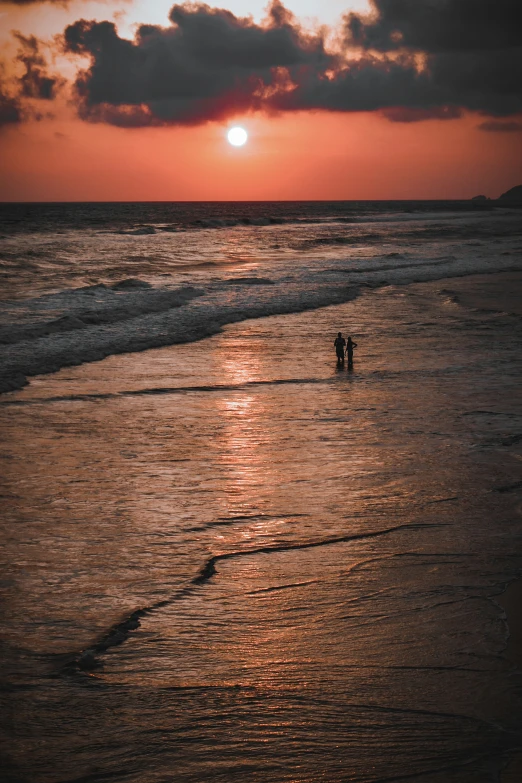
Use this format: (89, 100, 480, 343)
(1, 275, 522, 781)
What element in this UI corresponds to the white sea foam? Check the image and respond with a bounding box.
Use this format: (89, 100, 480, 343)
(0, 206, 520, 392)
(0, 281, 359, 392)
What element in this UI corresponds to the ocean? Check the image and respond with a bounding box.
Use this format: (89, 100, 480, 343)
(1, 201, 522, 782)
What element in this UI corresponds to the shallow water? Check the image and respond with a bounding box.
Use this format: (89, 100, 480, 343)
(1, 201, 521, 395)
(2, 275, 522, 782)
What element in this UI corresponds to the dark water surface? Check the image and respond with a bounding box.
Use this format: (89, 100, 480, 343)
(2, 274, 522, 782)
(0, 199, 499, 234)
(1, 200, 519, 304)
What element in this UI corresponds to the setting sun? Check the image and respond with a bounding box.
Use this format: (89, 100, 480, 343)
(227, 127, 248, 147)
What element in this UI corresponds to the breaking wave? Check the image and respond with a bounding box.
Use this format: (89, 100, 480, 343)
(1, 201, 521, 393)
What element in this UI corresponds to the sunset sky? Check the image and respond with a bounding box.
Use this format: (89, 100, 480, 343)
(0, 0, 520, 201)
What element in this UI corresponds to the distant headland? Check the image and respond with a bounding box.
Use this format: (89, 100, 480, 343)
(471, 185, 522, 204)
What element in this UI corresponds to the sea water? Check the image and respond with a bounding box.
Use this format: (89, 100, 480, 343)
(0, 200, 521, 393)
(1, 202, 522, 782)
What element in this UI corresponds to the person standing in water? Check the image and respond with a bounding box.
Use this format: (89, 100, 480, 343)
(334, 332, 346, 364)
(346, 336, 357, 368)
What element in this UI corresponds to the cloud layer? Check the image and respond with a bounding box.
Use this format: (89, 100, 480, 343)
(2, 1, 521, 129)
(60, 0, 522, 128)
(0, 34, 59, 126)
(345, 0, 520, 52)
(0, 85, 22, 126)
(63, 2, 332, 126)
(345, 0, 522, 119)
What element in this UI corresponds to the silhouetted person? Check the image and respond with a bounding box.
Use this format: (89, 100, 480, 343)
(346, 336, 357, 367)
(334, 332, 346, 364)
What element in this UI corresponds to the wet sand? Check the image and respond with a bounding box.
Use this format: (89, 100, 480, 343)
(446, 273, 522, 704)
(496, 577, 522, 783)
(461, 274, 522, 679)
(441, 271, 522, 318)
(497, 578, 522, 669)
(2, 271, 522, 782)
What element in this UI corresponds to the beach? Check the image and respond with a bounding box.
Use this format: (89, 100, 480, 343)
(2, 266, 522, 782)
(1, 0, 521, 772)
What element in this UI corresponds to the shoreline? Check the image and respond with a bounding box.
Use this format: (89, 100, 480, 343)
(0, 282, 361, 395)
(1, 267, 521, 397)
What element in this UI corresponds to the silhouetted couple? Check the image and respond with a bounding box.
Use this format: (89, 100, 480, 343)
(334, 332, 357, 367)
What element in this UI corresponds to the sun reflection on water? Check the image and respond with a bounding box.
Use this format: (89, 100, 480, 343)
(211, 332, 275, 519)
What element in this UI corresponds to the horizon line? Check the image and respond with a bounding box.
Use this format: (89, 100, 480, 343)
(0, 197, 508, 205)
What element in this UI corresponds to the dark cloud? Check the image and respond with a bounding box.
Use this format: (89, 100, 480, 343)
(0, 83, 22, 127)
(267, 52, 467, 118)
(14, 33, 61, 100)
(61, 1, 522, 128)
(382, 105, 462, 123)
(0, 34, 61, 128)
(342, 0, 522, 119)
(478, 119, 522, 132)
(0, 1, 503, 130)
(63, 2, 332, 126)
(417, 46, 522, 117)
(344, 0, 522, 52)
